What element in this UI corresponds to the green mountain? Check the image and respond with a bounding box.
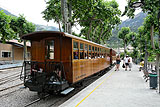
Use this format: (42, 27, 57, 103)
(0, 7, 59, 31)
(107, 12, 147, 48)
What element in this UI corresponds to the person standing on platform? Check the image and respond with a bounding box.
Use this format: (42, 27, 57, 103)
(128, 56, 132, 71)
(123, 55, 130, 71)
(115, 55, 121, 71)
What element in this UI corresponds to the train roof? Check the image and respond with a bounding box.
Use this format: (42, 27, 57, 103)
(22, 31, 116, 52)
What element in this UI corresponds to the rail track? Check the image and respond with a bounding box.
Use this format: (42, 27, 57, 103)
(0, 83, 23, 92)
(24, 94, 50, 107)
(0, 67, 23, 97)
(0, 72, 20, 81)
(0, 74, 20, 85)
(22, 67, 112, 107)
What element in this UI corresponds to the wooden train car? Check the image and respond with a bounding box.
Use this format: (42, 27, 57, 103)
(21, 31, 116, 95)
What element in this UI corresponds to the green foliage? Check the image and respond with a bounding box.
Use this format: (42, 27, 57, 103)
(118, 27, 130, 46)
(10, 15, 35, 38)
(123, 0, 160, 55)
(120, 52, 125, 58)
(42, 0, 121, 44)
(0, 10, 35, 42)
(42, 0, 62, 24)
(0, 10, 15, 42)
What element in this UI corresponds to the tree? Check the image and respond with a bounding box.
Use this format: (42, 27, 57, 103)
(10, 15, 35, 60)
(0, 10, 15, 42)
(42, 0, 121, 44)
(123, 0, 160, 92)
(118, 27, 130, 56)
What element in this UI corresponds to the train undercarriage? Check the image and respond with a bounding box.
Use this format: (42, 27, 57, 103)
(20, 61, 72, 97)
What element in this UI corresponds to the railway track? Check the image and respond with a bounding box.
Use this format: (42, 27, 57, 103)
(22, 68, 111, 107)
(0, 83, 23, 92)
(0, 72, 20, 81)
(24, 94, 50, 107)
(0, 68, 23, 97)
(0, 75, 20, 85)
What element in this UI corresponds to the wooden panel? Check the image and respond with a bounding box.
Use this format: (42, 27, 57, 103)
(61, 37, 72, 83)
(72, 57, 110, 83)
(31, 40, 45, 62)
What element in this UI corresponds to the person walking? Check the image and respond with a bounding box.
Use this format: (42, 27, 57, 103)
(128, 56, 132, 71)
(115, 55, 121, 71)
(123, 55, 130, 71)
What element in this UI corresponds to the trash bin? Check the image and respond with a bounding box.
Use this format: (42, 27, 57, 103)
(149, 73, 157, 89)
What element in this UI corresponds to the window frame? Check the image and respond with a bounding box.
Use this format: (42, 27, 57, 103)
(1, 50, 12, 58)
(46, 40, 55, 60)
(73, 40, 79, 60)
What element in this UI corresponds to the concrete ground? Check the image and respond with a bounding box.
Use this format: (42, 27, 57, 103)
(59, 63, 160, 107)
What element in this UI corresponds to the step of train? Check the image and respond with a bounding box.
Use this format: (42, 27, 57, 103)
(61, 87, 74, 95)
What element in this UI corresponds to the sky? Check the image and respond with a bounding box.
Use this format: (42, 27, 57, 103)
(0, 0, 140, 28)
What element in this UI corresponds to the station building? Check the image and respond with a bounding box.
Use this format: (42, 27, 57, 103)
(0, 40, 31, 64)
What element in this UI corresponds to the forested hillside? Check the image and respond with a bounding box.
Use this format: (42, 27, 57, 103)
(1, 7, 147, 47)
(107, 12, 147, 48)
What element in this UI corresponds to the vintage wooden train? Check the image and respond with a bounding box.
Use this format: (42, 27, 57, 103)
(21, 31, 116, 96)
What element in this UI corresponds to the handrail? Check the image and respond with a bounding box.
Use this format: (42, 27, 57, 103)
(21, 61, 66, 83)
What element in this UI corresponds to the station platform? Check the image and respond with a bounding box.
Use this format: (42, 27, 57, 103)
(59, 63, 160, 107)
(0, 63, 22, 70)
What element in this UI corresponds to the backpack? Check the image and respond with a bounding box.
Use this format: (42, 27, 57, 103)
(128, 58, 130, 62)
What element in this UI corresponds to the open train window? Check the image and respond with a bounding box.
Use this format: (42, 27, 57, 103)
(84, 44, 88, 59)
(89, 53, 91, 59)
(80, 43, 84, 59)
(73, 41, 79, 59)
(73, 52, 79, 59)
(46, 40, 54, 59)
(95, 47, 98, 58)
(80, 52, 84, 59)
(92, 46, 95, 59)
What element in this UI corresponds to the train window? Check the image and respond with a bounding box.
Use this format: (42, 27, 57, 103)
(85, 44, 88, 51)
(46, 40, 54, 59)
(92, 46, 94, 59)
(73, 41, 78, 50)
(89, 45, 91, 52)
(95, 53, 97, 58)
(84, 44, 88, 59)
(80, 52, 84, 59)
(98, 53, 100, 58)
(89, 53, 91, 59)
(92, 46, 94, 51)
(73, 52, 79, 59)
(92, 53, 95, 59)
(80, 43, 84, 50)
(95, 47, 97, 52)
(84, 53, 88, 59)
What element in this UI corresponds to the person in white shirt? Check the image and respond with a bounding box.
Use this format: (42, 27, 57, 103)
(123, 55, 130, 71)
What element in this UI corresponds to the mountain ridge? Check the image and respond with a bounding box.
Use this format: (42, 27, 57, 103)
(107, 12, 147, 48)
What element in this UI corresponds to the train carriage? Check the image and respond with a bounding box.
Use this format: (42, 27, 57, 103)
(21, 31, 116, 95)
